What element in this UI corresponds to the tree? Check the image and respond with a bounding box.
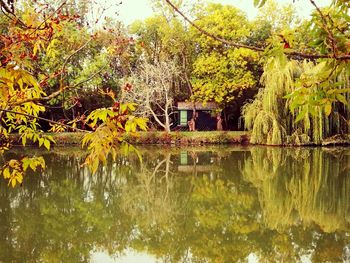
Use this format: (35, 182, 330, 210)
(0, 0, 147, 185)
(129, 11, 195, 100)
(189, 3, 261, 108)
(122, 60, 179, 132)
(164, 0, 349, 143)
(0, 2, 74, 186)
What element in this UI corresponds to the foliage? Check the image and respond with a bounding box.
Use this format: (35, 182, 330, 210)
(82, 92, 147, 173)
(243, 51, 349, 145)
(242, 0, 349, 145)
(243, 48, 349, 145)
(129, 13, 194, 100)
(0, 156, 45, 187)
(190, 3, 261, 108)
(0, 0, 140, 185)
(0, 2, 72, 185)
(1, 0, 350, 188)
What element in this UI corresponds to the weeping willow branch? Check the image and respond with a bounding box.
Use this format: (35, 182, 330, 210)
(164, 0, 350, 60)
(0, 108, 88, 132)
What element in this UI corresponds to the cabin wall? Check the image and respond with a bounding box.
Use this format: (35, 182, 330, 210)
(176, 110, 216, 131)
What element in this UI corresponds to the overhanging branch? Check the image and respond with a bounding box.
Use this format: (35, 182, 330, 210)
(0, 108, 88, 132)
(11, 67, 105, 107)
(164, 0, 350, 60)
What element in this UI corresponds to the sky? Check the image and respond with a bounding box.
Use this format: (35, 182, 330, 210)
(102, 0, 333, 26)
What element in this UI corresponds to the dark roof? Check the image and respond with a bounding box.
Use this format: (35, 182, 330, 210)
(177, 102, 217, 110)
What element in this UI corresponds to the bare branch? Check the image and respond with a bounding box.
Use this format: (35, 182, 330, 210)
(61, 38, 93, 82)
(0, 0, 14, 15)
(29, 1, 68, 35)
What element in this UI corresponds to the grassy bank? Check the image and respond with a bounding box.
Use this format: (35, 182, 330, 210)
(8, 131, 250, 146)
(8, 131, 349, 147)
(125, 131, 250, 145)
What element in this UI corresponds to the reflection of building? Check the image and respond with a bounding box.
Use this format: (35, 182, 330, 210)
(176, 102, 219, 131)
(178, 150, 220, 173)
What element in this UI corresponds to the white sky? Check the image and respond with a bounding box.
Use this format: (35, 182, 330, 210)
(103, 0, 332, 25)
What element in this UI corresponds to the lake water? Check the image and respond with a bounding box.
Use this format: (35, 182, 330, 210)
(1, 146, 349, 262)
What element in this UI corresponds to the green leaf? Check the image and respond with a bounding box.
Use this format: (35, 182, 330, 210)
(11, 178, 16, 188)
(335, 88, 350, 94)
(22, 136, 27, 146)
(310, 39, 323, 47)
(295, 108, 308, 123)
(22, 158, 30, 171)
(127, 103, 137, 111)
(38, 137, 44, 147)
(336, 94, 347, 105)
(29, 161, 37, 171)
(125, 120, 131, 132)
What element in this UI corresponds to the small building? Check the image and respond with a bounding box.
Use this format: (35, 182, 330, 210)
(177, 102, 219, 131)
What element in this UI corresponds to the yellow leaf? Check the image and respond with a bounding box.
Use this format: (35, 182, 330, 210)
(324, 103, 332, 116)
(11, 178, 16, 188)
(33, 45, 38, 56)
(44, 139, 50, 150)
(3, 167, 10, 179)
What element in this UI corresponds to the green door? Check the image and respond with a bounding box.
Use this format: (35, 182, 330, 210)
(180, 110, 188, 126)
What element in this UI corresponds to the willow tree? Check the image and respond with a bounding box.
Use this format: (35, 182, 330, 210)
(242, 53, 349, 145)
(244, 0, 349, 145)
(242, 1, 350, 145)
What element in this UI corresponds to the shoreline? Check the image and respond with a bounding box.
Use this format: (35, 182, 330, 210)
(6, 131, 350, 147)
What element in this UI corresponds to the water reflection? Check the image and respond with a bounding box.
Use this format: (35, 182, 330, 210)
(0, 146, 349, 262)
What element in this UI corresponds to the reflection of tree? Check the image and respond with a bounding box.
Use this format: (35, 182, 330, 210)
(189, 176, 261, 262)
(0, 146, 349, 262)
(119, 151, 195, 262)
(0, 154, 135, 262)
(242, 146, 350, 261)
(243, 147, 350, 232)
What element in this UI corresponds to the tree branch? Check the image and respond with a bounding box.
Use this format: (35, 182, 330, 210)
(0, 108, 88, 132)
(164, 0, 263, 52)
(0, 0, 14, 15)
(164, 0, 350, 60)
(29, 1, 68, 35)
(309, 0, 338, 58)
(61, 38, 93, 83)
(11, 68, 105, 107)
